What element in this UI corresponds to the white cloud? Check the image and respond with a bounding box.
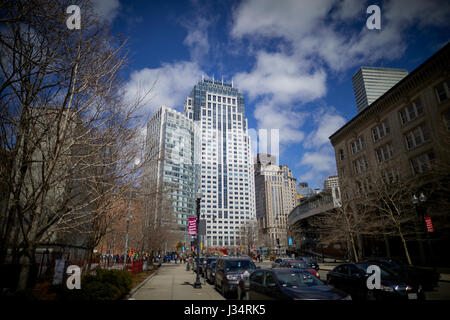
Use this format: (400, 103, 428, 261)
(235, 51, 327, 104)
(303, 109, 347, 149)
(297, 145, 337, 186)
(182, 16, 212, 62)
(92, 0, 121, 22)
(123, 61, 204, 115)
(232, 0, 450, 72)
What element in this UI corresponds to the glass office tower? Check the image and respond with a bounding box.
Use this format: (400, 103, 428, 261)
(184, 78, 256, 248)
(144, 106, 200, 244)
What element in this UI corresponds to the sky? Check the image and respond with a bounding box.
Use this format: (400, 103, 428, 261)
(93, 0, 449, 190)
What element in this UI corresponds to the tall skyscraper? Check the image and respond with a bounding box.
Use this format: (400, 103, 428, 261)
(184, 77, 256, 248)
(352, 66, 408, 113)
(254, 154, 297, 253)
(144, 106, 200, 245)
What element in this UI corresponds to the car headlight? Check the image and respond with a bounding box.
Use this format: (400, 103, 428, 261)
(226, 274, 239, 280)
(380, 285, 394, 292)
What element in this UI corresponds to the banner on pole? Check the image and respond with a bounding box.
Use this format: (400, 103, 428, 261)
(188, 217, 197, 235)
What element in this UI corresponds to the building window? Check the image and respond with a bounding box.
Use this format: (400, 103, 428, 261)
(443, 109, 450, 130)
(353, 156, 368, 174)
(338, 149, 344, 161)
(375, 143, 394, 163)
(350, 137, 365, 155)
(372, 121, 390, 142)
(382, 167, 399, 184)
(399, 98, 423, 125)
(405, 124, 430, 150)
(435, 79, 450, 103)
(410, 151, 435, 175)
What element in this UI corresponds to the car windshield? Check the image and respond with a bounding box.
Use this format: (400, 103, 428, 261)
(207, 258, 217, 265)
(277, 271, 324, 288)
(289, 262, 310, 269)
(356, 263, 398, 278)
(225, 260, 256, 271)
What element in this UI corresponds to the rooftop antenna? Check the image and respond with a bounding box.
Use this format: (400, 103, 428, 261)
(202, 75, 204, 82)
(221, 76, 223, 86)
(212, 74, 214, 82)
(231, 77, 234, 88)
(379, 56, 384, 68)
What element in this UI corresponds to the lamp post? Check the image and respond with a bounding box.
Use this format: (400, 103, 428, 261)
(194, 192, 203, 289)
(412, 193, 434, 266)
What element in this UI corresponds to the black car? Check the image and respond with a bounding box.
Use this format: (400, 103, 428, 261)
(215, 257, 257, 298)
(237, 268, 350, 300)
(206, 261, 217, 284)
(363, 258, 440, 290)
(296, 256, 320, 271)
(271, 257, 291, 268)
(326, 263, 424, 300)
(203, 257, 218, 278)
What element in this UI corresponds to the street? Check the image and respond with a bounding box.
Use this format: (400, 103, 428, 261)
(131, 261, 450, 300)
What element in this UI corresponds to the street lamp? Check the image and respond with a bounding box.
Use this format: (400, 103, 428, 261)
(194, 191, 203, 289)
(412, 192, 434, 266)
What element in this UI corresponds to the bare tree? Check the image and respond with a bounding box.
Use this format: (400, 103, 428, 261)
(238, 220, 258, 256)
(0, 0, 150, 290)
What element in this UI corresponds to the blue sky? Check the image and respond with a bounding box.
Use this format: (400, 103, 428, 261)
(93, 0, 449, 189)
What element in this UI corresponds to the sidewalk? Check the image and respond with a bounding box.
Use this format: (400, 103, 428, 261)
(130, 263, 225, 300)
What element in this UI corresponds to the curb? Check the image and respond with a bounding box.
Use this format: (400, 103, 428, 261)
(126, 269, 159, 299)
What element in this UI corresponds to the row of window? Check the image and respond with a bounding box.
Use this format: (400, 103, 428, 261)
(208, 94, 236, 105)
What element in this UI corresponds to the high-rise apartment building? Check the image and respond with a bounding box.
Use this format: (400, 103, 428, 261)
(353, 66, 408, 113)
(254, 154, 297, 253)
(144, 106, 200, 245)
(184, 78, 256, 248)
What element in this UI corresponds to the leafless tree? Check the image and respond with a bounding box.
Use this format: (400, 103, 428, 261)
(0, 0, 151, 290)
(238, 220, 259, 256)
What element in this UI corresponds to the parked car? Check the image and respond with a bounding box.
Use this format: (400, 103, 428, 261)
(193, 257, 205, 273)
(326, 263, 424, 300)
(215, 257, 257, 298)
(203, 257, 218, 278)
(271, 257, 291, 268)
(206, 261, 217, 284)
(237, 268, 350, 300)
(278, 260, 321, 279)
(363, 258, 440, 290)
(296, 256, 320, 270)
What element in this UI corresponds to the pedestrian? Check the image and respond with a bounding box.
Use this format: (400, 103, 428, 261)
(168, 255, 171, 263)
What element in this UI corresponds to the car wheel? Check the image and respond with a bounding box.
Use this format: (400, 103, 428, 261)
(222, 282, 228, 299)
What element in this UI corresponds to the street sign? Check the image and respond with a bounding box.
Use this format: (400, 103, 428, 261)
(425, 217, 434, 232)
(288, 238, 293, 245)
(188, 217, 197, 235)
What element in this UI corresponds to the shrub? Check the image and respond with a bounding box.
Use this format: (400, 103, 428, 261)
(53, 269, 132, 300)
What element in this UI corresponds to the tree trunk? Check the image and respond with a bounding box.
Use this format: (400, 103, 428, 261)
(399, 230, 412, 265)
(349, 233, 358, 262)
